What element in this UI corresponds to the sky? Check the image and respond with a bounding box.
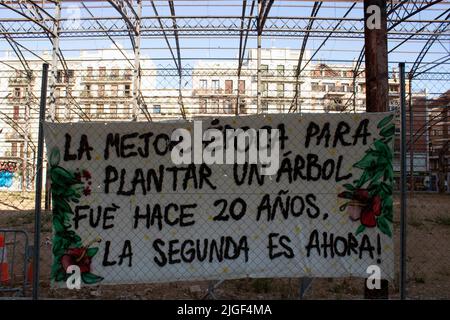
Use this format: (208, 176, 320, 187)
(0, 0, 448, 94)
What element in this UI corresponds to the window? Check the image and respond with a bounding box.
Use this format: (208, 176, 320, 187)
(85, 104, 91, 115)
(55, 88, 61, 98)
(200, 79, 207, 89)
(111, 85, 118, 96)
(110, 104, 118, 118)
(124, 84, 131, 97)
(56, 70, 63, 83)
(277, 83, 284, 97)
(99, 67, 106, 78)
(153, 105, 161, 114)
(111, 69, 119, 79)
(225, 100, 233, 114)
(389, 85, 399, 93)
(13, 105, 19, 120)
(65, 69, 74, 83)
(200, 98, 207, 113)
(324, 82, 336, 92)
(97, 104, 104, 117)
(261, 64, 269, 75)
(225, 80, 233, 94)
(238, 80, 245, 94)
(342, 83, 349, 92)
(212, 80, 220, 91)
(261, 101, 268, 113)
(277, 65, 285, 76)
(14, 88, 21, 98)
(262, 82, 268, 97)
(98, 85, 105, 97)
(11, 142, 17, 157)
(85, 85, 91, 97)
(87, 67, 93, 77)
(211, 99, 220, 113)
(125, 69, 132, 80)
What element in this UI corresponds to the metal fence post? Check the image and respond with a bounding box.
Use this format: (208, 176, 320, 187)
(399, 62, 407, 300)
(32, 63, 49, 300)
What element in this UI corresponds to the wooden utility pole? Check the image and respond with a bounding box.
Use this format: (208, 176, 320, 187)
(364, 0, 389, 113)
(363, 0, 389, 299)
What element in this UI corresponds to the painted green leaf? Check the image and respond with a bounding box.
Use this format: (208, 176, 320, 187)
(377, 114, 394, 129)
(51, 167, 78, 185)
(371, 170, 385, 185)
(338, 191, 354, 199)
(380, 182, 393, 196)
(384, 165, 394, 182)
(81, 272, 104, 284)
(54, 269, 66, 282)
(354, 153, 377, 170)
(53, 216, 65, 233)
(355, 170, 370, 188)
(383, 195, 393, 209)
(53, 198, 72, 214)
(343, 184, 355, 191)
(380, 123, 395, 138)
(355, 224, 366, 236)
(86, 247, 99, 258)
(382, 210, 393, 222)
(50, 147, 61, 167)
(382, 137, 393, 147)
(377, 217, 392, 237)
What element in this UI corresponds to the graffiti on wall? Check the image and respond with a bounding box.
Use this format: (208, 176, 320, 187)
(0, 161, 18, 188)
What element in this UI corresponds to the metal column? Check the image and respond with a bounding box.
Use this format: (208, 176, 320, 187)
(33, 63, 49, 300)
(399, 62, 407, 300)
(132, 0, 142, 121)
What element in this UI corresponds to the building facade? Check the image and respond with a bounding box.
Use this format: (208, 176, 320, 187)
(0, 47, 431, 192)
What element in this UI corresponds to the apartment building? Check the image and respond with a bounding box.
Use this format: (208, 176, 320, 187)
(428, 90, 450, 192)
(0, 47, 432, 191)
(0, 47, 156, 191)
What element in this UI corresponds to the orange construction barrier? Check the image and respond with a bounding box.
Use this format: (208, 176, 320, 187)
(0, 235, 9, 284)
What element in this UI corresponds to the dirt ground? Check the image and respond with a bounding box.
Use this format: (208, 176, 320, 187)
(0, 191, 449, 300)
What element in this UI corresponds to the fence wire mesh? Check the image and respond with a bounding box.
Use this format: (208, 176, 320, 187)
(0, 59, 448, 299)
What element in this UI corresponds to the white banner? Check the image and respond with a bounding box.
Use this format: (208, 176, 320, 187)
(44, 113, 395, 285)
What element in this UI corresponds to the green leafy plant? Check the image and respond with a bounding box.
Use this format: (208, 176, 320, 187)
(49, 147, 103, 284)
(338, 114, 394, 237)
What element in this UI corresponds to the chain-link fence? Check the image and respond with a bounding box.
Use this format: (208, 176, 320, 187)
(403, 70, 450, 299)
(0, 58, 449, 299)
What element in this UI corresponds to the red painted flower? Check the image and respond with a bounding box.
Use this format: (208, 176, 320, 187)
(82, 170, 91, 180)
(60, 248, 91, 273)
(338, 189, 382, 227)
(360, 195, 382, 227)
(74, 172, 81, 182)
(83, 186, 91, 196)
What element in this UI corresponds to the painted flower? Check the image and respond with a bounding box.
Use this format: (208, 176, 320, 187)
(74, 171, 82, 182)
(360, 195, 382, 227)
(60, 247, 92, 273)
(83, 186, 92, 196)
(82, 170, 92, 180)
(338, 189, 382, 227)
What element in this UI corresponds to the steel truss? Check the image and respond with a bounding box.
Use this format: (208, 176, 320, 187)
(0, 0, 448, 119)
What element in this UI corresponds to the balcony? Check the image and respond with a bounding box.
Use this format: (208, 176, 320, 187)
(260, 70, 303, 83)
(193, 88, 233, 96)
(8, 77, 33, 86)
(82, 74, 132, 83)
(4, 131, 24, 142)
